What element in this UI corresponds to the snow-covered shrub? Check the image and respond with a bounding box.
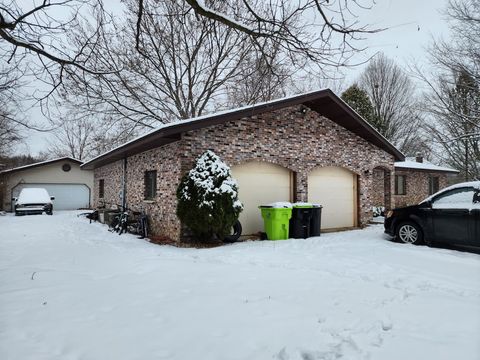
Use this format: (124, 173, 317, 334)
(176, 150, 243, 241)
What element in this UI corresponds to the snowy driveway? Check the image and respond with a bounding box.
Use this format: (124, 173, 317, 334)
(1, 212, 480, 360)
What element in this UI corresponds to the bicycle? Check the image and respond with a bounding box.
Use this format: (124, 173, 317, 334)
(108, 205, 149, 238)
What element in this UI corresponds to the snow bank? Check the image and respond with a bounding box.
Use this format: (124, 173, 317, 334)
(1, 212, 479, 360)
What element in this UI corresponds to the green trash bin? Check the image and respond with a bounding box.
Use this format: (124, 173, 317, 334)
(259, 204, 292, 240)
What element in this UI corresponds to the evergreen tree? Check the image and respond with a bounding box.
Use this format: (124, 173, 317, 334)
(341, 84, 375, 124)
(176, 151, 243, 241)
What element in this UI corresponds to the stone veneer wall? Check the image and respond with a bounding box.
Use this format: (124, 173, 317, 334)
(393, 169, 449, 207)
(93, 105, 396, 242)
(93, 160, 123, 207)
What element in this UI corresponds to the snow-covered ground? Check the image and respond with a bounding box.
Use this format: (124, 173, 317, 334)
(1, 212, 479, 360)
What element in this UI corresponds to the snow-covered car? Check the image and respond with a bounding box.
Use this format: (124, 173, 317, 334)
(12, 188, 55, 216)
(384, 181, 480, 247)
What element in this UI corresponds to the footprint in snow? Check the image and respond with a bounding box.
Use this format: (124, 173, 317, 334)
(381, 318, 393, 331)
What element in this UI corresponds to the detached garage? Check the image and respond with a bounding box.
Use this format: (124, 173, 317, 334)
(0, 157, 94, 211)
(82, 89, 404, 242)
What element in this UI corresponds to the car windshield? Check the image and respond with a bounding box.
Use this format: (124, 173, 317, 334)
(17, 188, 51, 204)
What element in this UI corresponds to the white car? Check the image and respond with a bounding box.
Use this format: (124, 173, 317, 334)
(13, 188, 55, 216)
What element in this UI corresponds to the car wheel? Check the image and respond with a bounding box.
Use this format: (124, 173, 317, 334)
(396, 222, 424, 245)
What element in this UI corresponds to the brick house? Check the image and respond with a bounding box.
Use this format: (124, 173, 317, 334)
(392, 157, 459, 207)
(81, 89, 405, 242)
(371, 156, 459, 209)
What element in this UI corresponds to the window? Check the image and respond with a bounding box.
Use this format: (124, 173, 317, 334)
(144, 170, 157, 200)
(395, 175, 406, 195)
(428, 175, 439, 195)
(99, 179, 105, 198)
(62, 163, 71, 172)
(432, 187, 475, 209)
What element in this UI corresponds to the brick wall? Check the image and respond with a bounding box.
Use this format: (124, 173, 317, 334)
(181, 105, 395, 232)
(393, 169, 450, 207)
(93, 105, 396, 242)
(125, 142, 182, 241)
(93, 160, 123, 208)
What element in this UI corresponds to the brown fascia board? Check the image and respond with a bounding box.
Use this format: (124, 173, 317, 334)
(0, 157, 83, 175)
(81, 89, 404, 170)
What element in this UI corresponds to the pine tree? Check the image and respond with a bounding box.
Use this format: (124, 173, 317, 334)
(341, 84, 375, 124)
(176, 150, 243, 241)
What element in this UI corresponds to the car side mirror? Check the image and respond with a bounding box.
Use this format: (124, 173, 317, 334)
(50, 196, 55, 200)
(11, 197, 17, 201)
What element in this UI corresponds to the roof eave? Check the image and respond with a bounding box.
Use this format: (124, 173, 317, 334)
(81, 89, 405, 169)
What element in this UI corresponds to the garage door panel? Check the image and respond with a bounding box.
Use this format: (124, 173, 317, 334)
(308, 167, 356, 230)
(231, 162, 292, 235)
(12, 184, 90, 211)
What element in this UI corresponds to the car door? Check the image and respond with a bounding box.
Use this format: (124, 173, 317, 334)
(471, 191, 480, 246)
(431, 187, 475, 245)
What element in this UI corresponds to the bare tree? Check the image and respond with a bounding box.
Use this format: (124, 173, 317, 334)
(359, 53, 426, 155)
(47, 111, 145, 160)
(57, 0, 258, 129)
(0, 1, 115, 95)
(226, 42, 292, 107)
(47, 115, 95, 160)
(0, 65, 25, 156)
(1, 1, 380, 100)
(416, 0, 480, 180)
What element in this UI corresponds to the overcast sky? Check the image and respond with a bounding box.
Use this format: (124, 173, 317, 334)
(18, 0, 451, 157)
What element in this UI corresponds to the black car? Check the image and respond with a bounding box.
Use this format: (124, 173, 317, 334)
(385, 181, 480, 247)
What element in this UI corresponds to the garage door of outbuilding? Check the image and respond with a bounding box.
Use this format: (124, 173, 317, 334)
(231, 162, 293, 236)
(308, 167, 357, 230)
(12, 183, 91, 211)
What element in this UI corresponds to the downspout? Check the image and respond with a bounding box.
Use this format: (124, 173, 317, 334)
(122, 157, 127, 210)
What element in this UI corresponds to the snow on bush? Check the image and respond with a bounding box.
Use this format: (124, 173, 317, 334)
(176, 150, 243, 241)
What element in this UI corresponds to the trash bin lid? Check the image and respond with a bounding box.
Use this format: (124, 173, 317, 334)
(260, 202, 292, 209)
(292, 202, 314, 208)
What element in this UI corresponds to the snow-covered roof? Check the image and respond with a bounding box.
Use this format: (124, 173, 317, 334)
(0, 157, 83, 174)
(81, 89, 405, 169)
(394, 160, 459, 173)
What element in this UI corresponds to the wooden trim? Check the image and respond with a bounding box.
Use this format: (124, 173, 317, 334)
(291, 171, 297, 202)
(355, 174, 359, 227)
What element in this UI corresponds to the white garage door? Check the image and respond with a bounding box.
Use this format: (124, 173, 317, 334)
(308, 167, 357, 230)
(231, 162, 292, 235)
(12, 184, 90, 211)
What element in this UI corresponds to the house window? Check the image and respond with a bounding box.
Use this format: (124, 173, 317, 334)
(99, 179, 105, 198)
(144, 170, 157, 200)
(428, 175, 439, 195)
(395, 175, 406, 195)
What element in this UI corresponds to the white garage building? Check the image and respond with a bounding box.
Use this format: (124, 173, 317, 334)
(0, 157, 94, 212)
